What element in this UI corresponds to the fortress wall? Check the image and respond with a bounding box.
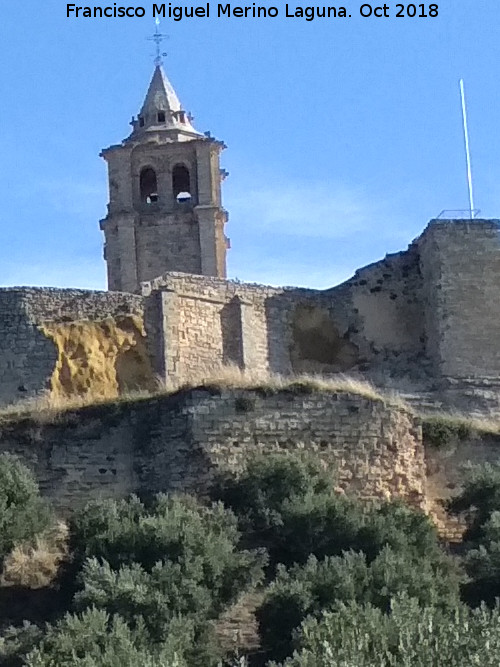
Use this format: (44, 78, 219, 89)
(14, 287, 143, 322)
(41, 316, 155, 401)
(0, 389, 425, 513)
(142, 273, 319, 384)
(0, 288, 144, 406)
(0, 291, 58, 405)
(6, 219, 500, 410)
(322, 242, 428, 382)
(417, 223, 442, 374)
(142, 255, 429, 389)
(417, 220, 500, 379)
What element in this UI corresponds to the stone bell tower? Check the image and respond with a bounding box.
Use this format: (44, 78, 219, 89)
(99, 64, 228, 293)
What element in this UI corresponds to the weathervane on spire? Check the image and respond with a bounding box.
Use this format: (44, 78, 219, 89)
(148, 18, 168, 66)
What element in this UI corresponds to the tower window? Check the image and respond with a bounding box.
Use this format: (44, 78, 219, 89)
(140, 167, 158, 204)
(157, 111, 166, 123)
(139, 116, 145, 127)
(172, 164, 191, 202)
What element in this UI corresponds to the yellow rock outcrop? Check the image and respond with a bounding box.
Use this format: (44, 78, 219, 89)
(41, 315, 155, 401)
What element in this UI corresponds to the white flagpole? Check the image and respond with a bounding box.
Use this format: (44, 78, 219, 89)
(459, 79, 475, 219)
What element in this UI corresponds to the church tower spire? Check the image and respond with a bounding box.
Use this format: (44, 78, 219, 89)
(130, 65, 201, 140)
(99, 62, 229, 293)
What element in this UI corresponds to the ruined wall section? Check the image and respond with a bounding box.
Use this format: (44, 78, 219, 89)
(42, 316, 154, 401)
(0, 291, 58, 406)
(6, 219, 500, 409)
(0, 288, 144, 406)
(322, 241, 429, 386)
(0, 389, 425, 513)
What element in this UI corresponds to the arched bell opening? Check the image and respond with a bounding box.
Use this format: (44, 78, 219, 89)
(172, 164, 192, 203)
(140, 167, 158, 204)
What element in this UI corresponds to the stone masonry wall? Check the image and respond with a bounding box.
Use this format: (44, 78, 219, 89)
(0, 389, 425, 513)
(0, 288, 143, 406)
(143, 243, 430, 391)
(139, 220, 500, 402)
(5, 219, 500, 413)
(142, 273, 319, 384)
(417, 220, 500, 379)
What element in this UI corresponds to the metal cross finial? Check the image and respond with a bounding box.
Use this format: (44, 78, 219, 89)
(148, 18, 168, 66)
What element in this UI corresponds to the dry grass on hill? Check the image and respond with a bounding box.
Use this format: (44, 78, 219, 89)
(5, 365, 500, 436)
(1, 521, 68, 589)
(0, 388, 155, 426)
(0, 366, 408, 425)
(175, 365, 386, 401)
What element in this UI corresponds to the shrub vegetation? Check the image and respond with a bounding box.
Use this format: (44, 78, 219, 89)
(7, 452, 500, 665)
(447, 463, 500, 607)
(0, 454, 52, 566)
(213, 453, 441, 569)
(276, 595, 500, 667)
(24, 608, 192, 667)
(258, 547, 460, 660)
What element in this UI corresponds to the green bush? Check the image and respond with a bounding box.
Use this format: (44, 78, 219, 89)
(258, 547, 461, 661)
(462, 543, 500, 607)
(457, 512, 500, 607)
(213, 454, 441, 570)
(69, 494, 265, 598)
(0, 622, 44, 667)
(276, 596, 500, 666)
(447, 463, 500, 543)
(422, 416, 471, 449)
(72, 561, 221, 665)
(0, 453, 52, 565)
(66, 494, 265, 665)
(24, 608, 191, 667)
(275, 495, 441, 567)
(367, 546, 461, 611)
(445, 464, 500, 607)
(74, 555, 258, 640)
(368, 501, 442, 559)
(211, 453, 333, 536)
(258, 552, 368, 661)
(273, 492, 367, 567)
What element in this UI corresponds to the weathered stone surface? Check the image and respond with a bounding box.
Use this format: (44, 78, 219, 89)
(0, 389, 425, 514)
(0, 288, 143, 407)
(418, 220, 500, 380)
(142, 220, 500, 414)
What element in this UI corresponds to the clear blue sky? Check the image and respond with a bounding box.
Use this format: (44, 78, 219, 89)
(1, 1, 499, 290)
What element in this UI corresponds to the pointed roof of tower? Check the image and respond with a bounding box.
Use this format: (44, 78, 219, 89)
(129, 65, 202, 140)
(141, 65, 182, 117)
